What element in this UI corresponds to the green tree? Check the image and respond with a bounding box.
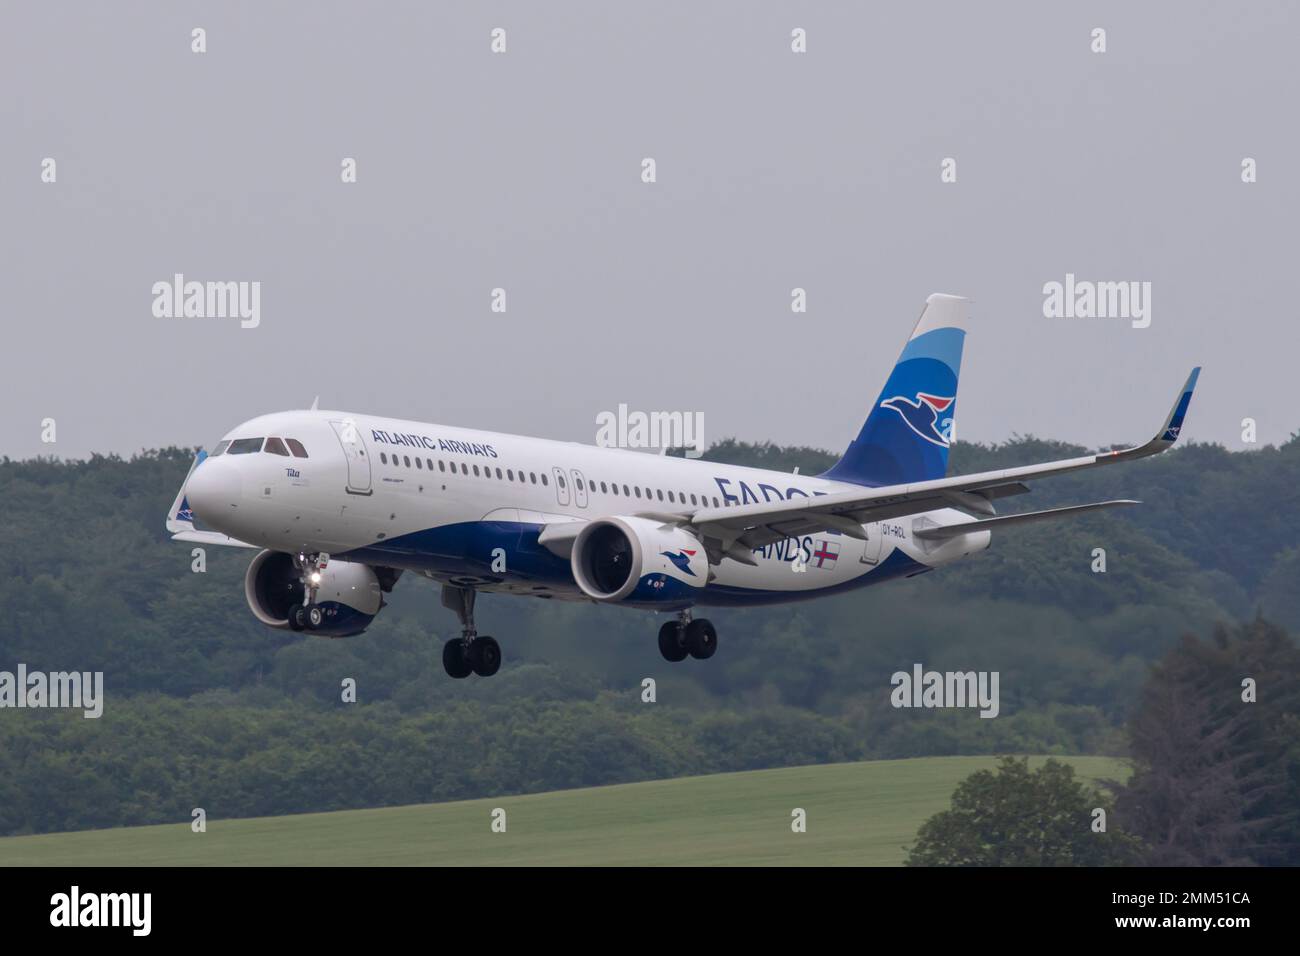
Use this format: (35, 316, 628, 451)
(1117, 618, 1300, 865)
(905, 756, 1140, 866)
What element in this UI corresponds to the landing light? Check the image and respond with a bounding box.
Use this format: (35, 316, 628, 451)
(310, 572, 322, 585)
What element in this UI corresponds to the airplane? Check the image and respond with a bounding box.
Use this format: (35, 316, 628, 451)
(166, 293, 1200, 679)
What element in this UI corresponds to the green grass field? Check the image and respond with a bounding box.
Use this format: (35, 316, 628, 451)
(0, 755, 1126, 866)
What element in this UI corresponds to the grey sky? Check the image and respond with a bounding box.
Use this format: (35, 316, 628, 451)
(3, 1, 1296, 461)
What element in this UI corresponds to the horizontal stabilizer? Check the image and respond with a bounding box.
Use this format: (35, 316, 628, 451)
(913, 500, 1139, 541)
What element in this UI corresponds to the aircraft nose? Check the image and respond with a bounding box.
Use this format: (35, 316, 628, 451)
(186, 457, 243, 524)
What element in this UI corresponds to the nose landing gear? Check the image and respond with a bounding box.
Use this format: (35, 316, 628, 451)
(286, 551, 330, 632)
(440, 584, 501, 678)
(657, 609, 718, 662)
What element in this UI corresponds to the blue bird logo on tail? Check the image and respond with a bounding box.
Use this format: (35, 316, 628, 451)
(660, 550, 698, 576)
(880, 392, 955, 447)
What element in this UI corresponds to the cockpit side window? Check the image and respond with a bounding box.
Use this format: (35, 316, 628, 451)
(285, 438, 308, 458)
(227, 437, 265, 455)
(210, 440, 232, 457)
(264, 437, 290, 456)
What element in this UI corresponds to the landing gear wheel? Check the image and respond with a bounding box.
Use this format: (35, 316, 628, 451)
(685, 619, 718, 660)
(658, 621, 689, 662)
(468, 636, 502, 677)
(442, 639, 473, 679)
(287, 604, 307, 631)
(307, 605, 326, 630)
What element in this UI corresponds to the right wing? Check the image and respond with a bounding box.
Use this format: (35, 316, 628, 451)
(690, 368, 1200, 554)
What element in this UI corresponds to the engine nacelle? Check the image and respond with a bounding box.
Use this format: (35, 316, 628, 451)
(244, 550, 383, 638)
(571, 516, 709, 606)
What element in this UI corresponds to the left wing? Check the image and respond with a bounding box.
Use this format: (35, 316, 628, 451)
(690, 368, 1199, 555)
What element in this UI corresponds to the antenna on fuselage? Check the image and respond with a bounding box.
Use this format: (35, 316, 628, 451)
(310, 396, 319, 411)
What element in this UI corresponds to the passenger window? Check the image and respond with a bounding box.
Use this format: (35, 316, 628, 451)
(380, 452, 388, 464)
(576, 478, 583, 491)
(461, 463, 468, 475)
(542, 474, 548, 486)
(496, 468, 503, 479)
(507, 469, 514, 481)
(611, 484, 619, 495)
(286, 438, 308, 458)
(404, 456, 411, 467)
(600, 482, 608, 494)
(713, 497, 720, 507)
(227, 437, 264, 455)
(656, 489, 664, 501)
(690, 494, 697, 505)
(473, 465, 480, 476)
(416, 458, 423, 469)
(427, 459, 433, 470)
(439, 461, 446, 472)
(634, 487, 642, 498)
(623, 484, 630, 496)
(667, 491, 675, 503)
(210, 440, 231, 457)
(558, 475, 567, 489)
(530, 472, 537, 484)
(264, 437, 290, 456)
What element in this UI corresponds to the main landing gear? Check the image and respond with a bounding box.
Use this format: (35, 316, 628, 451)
(440, 585, 501, 679)
(657, 609, 718, 663)
(286, 551, 329, 632)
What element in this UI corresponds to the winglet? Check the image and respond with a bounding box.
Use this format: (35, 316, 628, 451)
(1158, 366, 1201, 444)
(1105, 367, 1200, 463)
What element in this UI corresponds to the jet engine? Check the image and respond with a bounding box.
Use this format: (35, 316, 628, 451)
(243, 549, 383, 637)
(570, 516, 709, 605)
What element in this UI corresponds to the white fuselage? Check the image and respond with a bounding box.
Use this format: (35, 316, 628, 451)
(185, 409, 989, 607)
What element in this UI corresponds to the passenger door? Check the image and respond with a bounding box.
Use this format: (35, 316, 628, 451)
(330, 419, 372, 495)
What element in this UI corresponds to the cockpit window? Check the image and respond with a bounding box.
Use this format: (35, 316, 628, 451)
(210, 440, 231, 457)
(264, 437, 290, 456)
(285, 438, 308, 458)
(227, 438, 264, 455)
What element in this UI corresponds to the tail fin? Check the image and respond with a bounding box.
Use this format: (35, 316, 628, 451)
(820, 293, 968, 487)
